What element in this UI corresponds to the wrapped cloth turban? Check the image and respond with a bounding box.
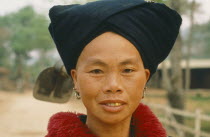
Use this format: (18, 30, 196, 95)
(48, 0, 182, 78)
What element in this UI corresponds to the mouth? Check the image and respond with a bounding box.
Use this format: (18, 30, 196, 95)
(99, 100, 126, 105)
(105, 102, 123, 107)
(99, 100, 126, 113)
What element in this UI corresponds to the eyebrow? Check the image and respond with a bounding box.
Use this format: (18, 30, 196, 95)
(119, 58, 139, 66)
(85, 58, 139, 67)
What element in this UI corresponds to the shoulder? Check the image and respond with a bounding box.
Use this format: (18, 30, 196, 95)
(45, 112, 81, 137)
(45, 112, 96, 137)
(47, 112, 80, 128)
(132, 103, 167, 137)
(48, 112, 79, 122)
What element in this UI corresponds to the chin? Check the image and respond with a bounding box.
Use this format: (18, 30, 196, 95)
(98, 112, 131, 125)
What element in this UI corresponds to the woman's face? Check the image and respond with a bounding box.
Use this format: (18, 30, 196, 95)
(71, 32, 150, 124)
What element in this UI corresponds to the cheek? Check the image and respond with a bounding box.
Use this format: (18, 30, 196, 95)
(77, 74, 100, 98)
(128, 85, 143, 103)
(127, 83, 144, 114)
(125, 73, 146, 103)
(125, 73, 146, 91)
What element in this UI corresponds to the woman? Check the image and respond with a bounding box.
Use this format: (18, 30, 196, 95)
(46, 0, 182, 137)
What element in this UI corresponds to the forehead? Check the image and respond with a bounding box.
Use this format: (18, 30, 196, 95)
(76, 32, 143, 67)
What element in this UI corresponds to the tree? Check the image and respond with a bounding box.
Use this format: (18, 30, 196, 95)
(0, 6, 54, 91)
(190, 20, 210, 58)
(154, 0, 188, 124)
(0, 27, 11, 67)
(163, 0, 184, 124)
(184, 0, 198, 91)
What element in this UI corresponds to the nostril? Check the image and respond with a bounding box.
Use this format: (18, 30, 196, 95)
(105, 89, 122, 93)
(106, 90, 112, 93)
(116, 90, 122, 92)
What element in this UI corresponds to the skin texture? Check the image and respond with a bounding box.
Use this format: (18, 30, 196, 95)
(71, 32, 150, 137)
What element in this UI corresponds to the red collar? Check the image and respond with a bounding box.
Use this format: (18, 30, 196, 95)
(45, 103, 167, 137)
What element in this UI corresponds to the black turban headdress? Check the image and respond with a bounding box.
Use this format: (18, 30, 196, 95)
(48, 0, 182, 78)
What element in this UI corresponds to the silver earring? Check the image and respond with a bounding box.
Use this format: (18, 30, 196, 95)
(142, 87, 147, 99)
(73, 87, 81, 99)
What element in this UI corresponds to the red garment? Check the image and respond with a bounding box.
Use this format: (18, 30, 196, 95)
(45, 103, 167, 137)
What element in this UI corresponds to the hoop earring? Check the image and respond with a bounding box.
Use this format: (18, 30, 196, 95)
(73, 87, 81, 99)
(142, 87, 147, 99)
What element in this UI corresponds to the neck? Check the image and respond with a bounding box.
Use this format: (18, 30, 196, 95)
(86, 114, 131, 137)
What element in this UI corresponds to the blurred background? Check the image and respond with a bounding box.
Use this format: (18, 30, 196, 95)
(0, 0, 210, 137)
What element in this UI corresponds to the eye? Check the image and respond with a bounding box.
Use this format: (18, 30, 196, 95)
(123, 69, 134, 73)
(89, 69, 103, 74)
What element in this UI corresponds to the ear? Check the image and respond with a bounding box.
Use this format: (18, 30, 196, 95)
(70, 69, 78, 89)
(144, 69, 150, 81)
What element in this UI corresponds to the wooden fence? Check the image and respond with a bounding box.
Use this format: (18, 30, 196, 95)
(146, 103, 210, 137)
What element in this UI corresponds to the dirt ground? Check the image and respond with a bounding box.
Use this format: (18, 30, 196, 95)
(0, 90, 86, 137)
(1, 89, 209, 137)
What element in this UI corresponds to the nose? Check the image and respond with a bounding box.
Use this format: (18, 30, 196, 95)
(102, 73, 123, 94)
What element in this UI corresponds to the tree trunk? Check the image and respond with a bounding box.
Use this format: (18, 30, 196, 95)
(161, 61, 171, 91)
(167, 34, 185, 123)
(15, 52, 25, 92)
(166, 0, 185, 124)
(185, 0, 195, 91)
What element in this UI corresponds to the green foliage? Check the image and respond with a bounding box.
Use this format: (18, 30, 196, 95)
(0, 6, 53, 56)
(0, 6, 54, 87)
(154, 0, 168, 4)
(156, 0, 194, 15)
(0, 27, 11, 67)
(190, 21, 210, 58)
